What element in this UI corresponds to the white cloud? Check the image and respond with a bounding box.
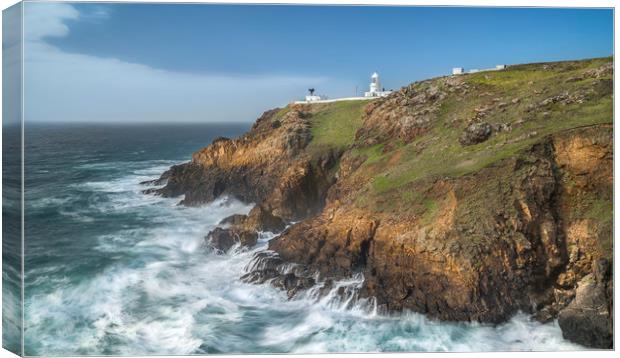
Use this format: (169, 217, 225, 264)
(24, 2, 79, 41)
(22, 3, 341, 123)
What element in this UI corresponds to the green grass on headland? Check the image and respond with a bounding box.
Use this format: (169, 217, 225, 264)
(363, 57, 612, 197)
(294, 58, 612, 215)
(306, 100, 370, 157)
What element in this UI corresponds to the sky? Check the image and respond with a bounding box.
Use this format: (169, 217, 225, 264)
(5, 2, 614, 123)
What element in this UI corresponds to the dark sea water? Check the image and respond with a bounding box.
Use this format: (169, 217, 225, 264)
(3, 124, 23, 355)
(21, 123, 582, 355)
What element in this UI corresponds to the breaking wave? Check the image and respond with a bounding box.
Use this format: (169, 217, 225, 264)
(24, 161, 583, 355)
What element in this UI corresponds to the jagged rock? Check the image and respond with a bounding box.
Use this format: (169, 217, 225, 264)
(459, 122, 492, 146)
(214, 205, 286, 254)
(338, 151, 366, 179)
(242, 252, 317, 299)
(219, 214, 247, 226)
(219, 206, 286, 234)
(140, 169, 171, 187)
(355, 80, 445, 145)
(206, 227, 257, 252)
(584, 62, 613, 79)
(558, 260, 613, 348)
(399, 115, 431, 143)
(540, 93, 569, 106)
(272, 273, 316, 299)
(212, 136, 231, 144)
(267, 159, 336, 220)
(245, 205, 286, 233)
(241, 251, 286, 283)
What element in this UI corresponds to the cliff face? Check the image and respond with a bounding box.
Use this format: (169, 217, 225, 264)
(148, 57, 613, 348)
(151, 102, 364, 221)
(262, 126, 611, 327)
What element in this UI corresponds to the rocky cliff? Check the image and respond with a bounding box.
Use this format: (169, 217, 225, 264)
(147, 57, 613, 348)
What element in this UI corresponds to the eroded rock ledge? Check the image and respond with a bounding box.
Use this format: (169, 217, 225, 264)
(149, 106, 339, 220)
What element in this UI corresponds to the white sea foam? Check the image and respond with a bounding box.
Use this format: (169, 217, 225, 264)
(24, 161, 586, 355)
(28, 196, 74, 209)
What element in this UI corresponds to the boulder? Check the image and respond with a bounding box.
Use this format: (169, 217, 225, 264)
(558, 260, 613, 349)
(459, 122, 492, 146)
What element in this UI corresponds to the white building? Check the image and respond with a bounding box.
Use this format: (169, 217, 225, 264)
(364, 72, 392, 98)
(451, 64, 508, 76)
(294, 72, 392, 104)
(305, 95, 326, 102)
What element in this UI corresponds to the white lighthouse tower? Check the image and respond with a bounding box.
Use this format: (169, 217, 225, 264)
(369, 72, 380, 93)
(364, 72, 392, 98)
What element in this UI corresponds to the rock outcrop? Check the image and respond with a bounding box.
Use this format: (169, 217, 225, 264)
(146, 57, 613, 348)
(459, 122, 492, 146)
(206, 227, 257, 252)
(151, 106, 338, 221)
(558, 258, 613, 348)
(205, 205, 288, 252)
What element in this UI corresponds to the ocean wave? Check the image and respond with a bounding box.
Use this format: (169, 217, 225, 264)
(23, 161, 584, 355)
(28, 196, 74, 209)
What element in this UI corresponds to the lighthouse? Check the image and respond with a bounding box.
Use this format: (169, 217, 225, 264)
(364, 72, 392, 98)
(370, 72, 380, 93)
(295, 72, 393, 104)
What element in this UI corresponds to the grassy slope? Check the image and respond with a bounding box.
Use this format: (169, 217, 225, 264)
(287, 57, 612, 258)
(359, 57, 611, 200)
(305, 100, 371, 157)
(293, 58, 612, 230)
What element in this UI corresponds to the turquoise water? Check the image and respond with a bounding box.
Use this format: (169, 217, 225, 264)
(22, 123, 582, 355)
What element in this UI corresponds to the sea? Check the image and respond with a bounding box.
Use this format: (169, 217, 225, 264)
(16, 123, 583, 355)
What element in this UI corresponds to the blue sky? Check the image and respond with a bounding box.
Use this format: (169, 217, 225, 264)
(15, 2, 614, 123)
